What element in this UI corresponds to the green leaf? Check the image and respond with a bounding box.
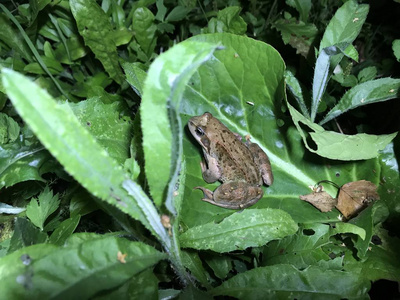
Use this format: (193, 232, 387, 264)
(211, 264, 370, 299)
(0, 234, 166, 299)
(165, 6, 191, 22)
(122, 62, 147, 96)
(357, 66, 377, 83)
(311, 45, 346, 121)
(286, 0, 312, 22)
(0, 14, 33, 62)
(393, 39, 400, 62)
(319, 0, 369, 51)
(0, 113, 20, 144)
(26, 186, 60, 231)
(93, 268, 159, 300)
(178, 33, 382, 231)
(7, 218, 48, 254)
(288, 102, 397, 160)
(181, 250, 212, 288)
(263, 224, 338, 269)
(207, 7, 247, 35)
(49, 215, 81, 245)
(285, 70, 309, 118)
(320, 78, 400, 125)
(70, 0, 124, 84)
(132, 7, 157, 59)
(179, 209, 298, 252)
(65, 97, 132, 165)
(273, 17, 317, 57)
(140, 40, 218, 207)
(1, 68, 157, 240)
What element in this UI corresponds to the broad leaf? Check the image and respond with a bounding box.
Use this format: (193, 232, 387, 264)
(0, 234, 166, 299)
(178, 33, 381, 230)
(211, 264, 370, 299)
(180, 209, 298, 252)
(320, 78, 400, 125)
(70, 0, 124, 84)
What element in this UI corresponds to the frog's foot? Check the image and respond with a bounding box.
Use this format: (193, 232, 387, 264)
(193, 186, 214, 201)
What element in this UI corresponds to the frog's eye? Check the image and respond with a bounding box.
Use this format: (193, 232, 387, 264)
(195, 127, 205, 136)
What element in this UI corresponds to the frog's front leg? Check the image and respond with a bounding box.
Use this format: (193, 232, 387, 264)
(200, 152, 221, 183)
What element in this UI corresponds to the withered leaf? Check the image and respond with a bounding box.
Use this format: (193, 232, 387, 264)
(300, 191, 337, 212)
(336, 180, 379, 219)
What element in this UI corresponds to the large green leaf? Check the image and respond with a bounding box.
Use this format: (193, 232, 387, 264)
(180, 209, 298, 252)
(211, 264, 370, 299)
(140, 40, 218, 207)
(0, 234, 166, 298)
(178, 33, 381, 229)
(1, 68, 162, 242)
(70, 0, 124, 84)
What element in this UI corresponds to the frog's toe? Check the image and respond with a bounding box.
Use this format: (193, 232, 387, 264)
(193, 186, 214, 200)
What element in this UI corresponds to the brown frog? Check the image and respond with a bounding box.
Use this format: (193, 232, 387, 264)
(188, 112, 273, 209)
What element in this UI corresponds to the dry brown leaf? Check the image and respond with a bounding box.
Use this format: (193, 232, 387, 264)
(300, 191, 337, 212)
(336, 180, 379, 219)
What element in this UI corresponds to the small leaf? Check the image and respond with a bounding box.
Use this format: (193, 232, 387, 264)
(122, 62, 147, 97)
(165, 6, 191, 22)
(207, 7, 247, 35)
(393, 39, 400, 62)
(70, 0, 124, 84)
(319, 0, 369, 51)
(286, 0, 312, 22)
(0, 113, 20, 144)
(287, 102, 397, 160)
(320, 78, 400, 125)
(49, 215, 81, 245)
(132, 7, 157, 59)
(179, 209, 298, 253)
(26, 186, 60, 231)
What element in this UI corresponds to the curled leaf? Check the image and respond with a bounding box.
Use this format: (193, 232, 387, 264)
(300, 191, 337, 212)
(336, 180, 379, 219)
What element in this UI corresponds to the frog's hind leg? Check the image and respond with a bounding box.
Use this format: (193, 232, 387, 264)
(193, 186, 214, 202)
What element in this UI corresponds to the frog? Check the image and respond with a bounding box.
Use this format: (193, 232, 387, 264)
(188, 112, 273, 209)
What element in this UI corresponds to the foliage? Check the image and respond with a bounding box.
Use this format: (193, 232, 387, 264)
(0, 0, 399, 298)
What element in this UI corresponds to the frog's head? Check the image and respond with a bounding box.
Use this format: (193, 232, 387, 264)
(188, 112, 213, 150)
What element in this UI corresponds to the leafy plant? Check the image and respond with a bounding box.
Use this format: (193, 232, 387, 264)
(0, 0, 399, 298)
